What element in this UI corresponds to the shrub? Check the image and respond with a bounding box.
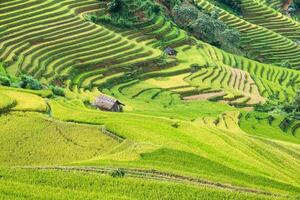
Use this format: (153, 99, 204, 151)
(279, 118, 292, 131)
(171, 121, 180, 128)
(19, 75, 42, 90)
(257, 89, 300, 122)
(0, 75, 11, 86)
(269, 92, 280, 101)
(51, 86, 65, 97)
(267, 115, 275, 125)
(254, 104, 272, 112)
(124, 65, 143, 80)
(111, 169, 125, 178)
(190, 63, 202, 73)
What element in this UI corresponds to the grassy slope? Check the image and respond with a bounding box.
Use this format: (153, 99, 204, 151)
(240, 111, 300, 144)
(0, 112, 120, 166)
(0, 63, 6, 75)
(1, 89, 300, 197)
(0, 168, 277, 200)
(105, 80, 236, 120)
(0, 93, 15, 111)
(49, 99, 300, 196)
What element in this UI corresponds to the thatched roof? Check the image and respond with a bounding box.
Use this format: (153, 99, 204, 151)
(164, 47, 177, 56)
(93, 95, 124, 110)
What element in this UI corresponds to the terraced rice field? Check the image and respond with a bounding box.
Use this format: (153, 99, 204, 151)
(2, 0, 300, 199)
(260, 0, 283, 10)
(46, 99, 300, 195)
(0, 168, 280, 200)
(0, 0, 162, 92)
(0, 93, 15, 112)
(0, 112, 120, 166)
(194, 0, 300, 68)
(186, 64, 265, 106)
(194, 43, 300, 102)
(241, 0, 300, 40)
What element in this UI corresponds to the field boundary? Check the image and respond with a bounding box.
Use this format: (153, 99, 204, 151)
(21, 166, 286, 198)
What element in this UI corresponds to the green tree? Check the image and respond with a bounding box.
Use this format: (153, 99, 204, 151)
(172, 4, 242, 54)
(19, 75, 42, 90)
(173, 4, 199, 29)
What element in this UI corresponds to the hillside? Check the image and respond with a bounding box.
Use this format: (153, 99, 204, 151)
(1, 0, 300, 199)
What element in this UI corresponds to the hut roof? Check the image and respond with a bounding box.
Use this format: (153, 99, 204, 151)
(94, 95, 124, 110)
(164, 47, 177, 56)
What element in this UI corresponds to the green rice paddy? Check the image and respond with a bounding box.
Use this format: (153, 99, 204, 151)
(1, 0, 300, 199)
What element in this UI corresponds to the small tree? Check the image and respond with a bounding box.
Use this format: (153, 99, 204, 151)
(172, 4, 199, 28)
(210, 27, 240, 54)
(111, 169, 125, 178)
(191, 15, 220, 44)
(171, 121, 180, 128)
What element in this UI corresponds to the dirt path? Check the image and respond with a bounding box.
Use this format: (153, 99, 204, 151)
(21, 166, 285, 198)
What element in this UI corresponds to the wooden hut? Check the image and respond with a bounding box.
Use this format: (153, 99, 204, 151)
(93, 95, 124, 112)
(164, 47, 178, 57)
